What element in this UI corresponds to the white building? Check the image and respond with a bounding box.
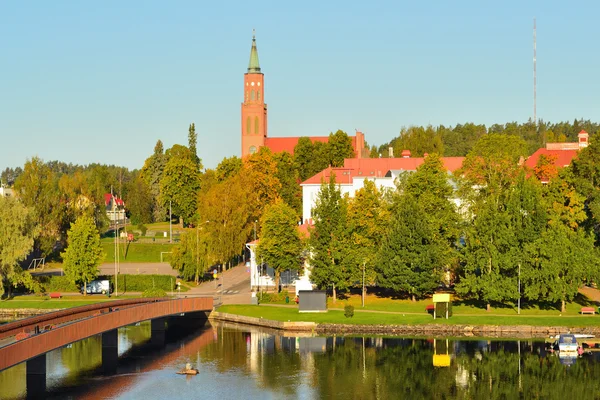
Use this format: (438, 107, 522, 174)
(300, 154, 465, 223)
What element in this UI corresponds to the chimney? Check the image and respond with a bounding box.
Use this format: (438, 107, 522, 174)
(579, 130, 589, 149)
(388, 147, 394, 158)
(401, 149, 411, 158)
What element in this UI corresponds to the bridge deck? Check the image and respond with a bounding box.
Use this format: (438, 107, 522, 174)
(0, 296, 213, 371)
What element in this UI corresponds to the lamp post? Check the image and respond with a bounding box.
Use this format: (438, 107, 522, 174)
(362, 261, 366, 308)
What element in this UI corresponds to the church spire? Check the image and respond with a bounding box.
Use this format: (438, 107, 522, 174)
(247, 30, 261, 73)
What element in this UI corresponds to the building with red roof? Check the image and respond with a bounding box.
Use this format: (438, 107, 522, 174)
(240, 34, 366, 159)
(524, 130, 588, 183)
(300, 154, 465, 222)
(104, 193, 126, 224)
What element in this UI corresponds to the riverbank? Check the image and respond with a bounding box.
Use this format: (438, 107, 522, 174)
(212, 305, 600, 338)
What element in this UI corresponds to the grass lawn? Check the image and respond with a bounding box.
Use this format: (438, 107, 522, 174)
(0, 295, 141, 309)
(101, 242, 176, 263)
(218, 304, 600, 327)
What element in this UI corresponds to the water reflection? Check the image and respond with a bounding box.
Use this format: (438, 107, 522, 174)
(3, 321, 600, 399)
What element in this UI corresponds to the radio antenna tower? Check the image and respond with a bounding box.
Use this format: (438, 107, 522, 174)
(533, 17, 537, 126)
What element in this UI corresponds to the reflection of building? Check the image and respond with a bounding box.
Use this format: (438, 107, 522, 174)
(433, 339, 451, 367)
(240, 34, 366, 159)
(104, 193, 126, 223)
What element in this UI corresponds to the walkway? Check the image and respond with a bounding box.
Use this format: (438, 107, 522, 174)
(186, 263, 252, 305)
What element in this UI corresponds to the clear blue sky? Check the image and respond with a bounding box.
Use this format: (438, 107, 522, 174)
(1, 0, 598, 171)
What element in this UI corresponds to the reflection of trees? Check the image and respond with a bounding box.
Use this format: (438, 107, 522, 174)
(0, 363, 26, 399)
(60, 336, 103, 384)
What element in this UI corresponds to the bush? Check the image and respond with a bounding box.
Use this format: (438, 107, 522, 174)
(257, 289, 289, 303)
(38, 276, 81, 293)
(138, 224, 148, 237)
(344, 304, 355, 318)
(103, 274, 177, 292)
(142, 287, 168, 297)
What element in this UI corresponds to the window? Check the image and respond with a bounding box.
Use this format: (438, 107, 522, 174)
(258, 90, 261, 101)
(254, 116, 259, 134)
(249, 146, 257, 154)
(246, 117, 251, 134)
(251, 89, 255, 101)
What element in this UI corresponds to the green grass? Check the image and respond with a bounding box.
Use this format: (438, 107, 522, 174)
(0, 295, 141, 309)
(101, 242, 176, 262)
(218, 304, 600, 327)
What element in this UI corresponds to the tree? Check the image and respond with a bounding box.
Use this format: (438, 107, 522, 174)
(327, 130, 354, 167)
(170, 228, 210, 284)
(256, 199, 303, 292)
(160, 144, 202, 226)
(140, 140, 167, 222)
(345, 179, 388, 303)
(243, 147, 282, 223)
(274, 152, 302, 216)
(308, 174, 349, 302)
(377, 194, 444, 300)
(0, 197, 38, 297)
(216, 156, 242, 182)
(125, 173, 153, 225)
(188, 123, 200, 166)
(14, 157, 68, 257)
(294, 138, 329, 182)
(61, 215, 104, 295)
(569, 135, 600, 242)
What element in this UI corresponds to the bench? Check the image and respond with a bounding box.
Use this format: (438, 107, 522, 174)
(581, 307, 596, 315)
(49, 292, 62, 299)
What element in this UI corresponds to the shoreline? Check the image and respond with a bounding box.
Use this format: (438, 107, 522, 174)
(209, 311, 600, 338)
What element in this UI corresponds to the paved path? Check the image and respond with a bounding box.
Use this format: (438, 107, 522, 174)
(186, 263, 252, 305)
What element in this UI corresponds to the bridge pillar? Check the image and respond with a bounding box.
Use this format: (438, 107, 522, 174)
(151, 317, 166, 347)
(102, 329, 118, 375)
(26, 354, 46, 399)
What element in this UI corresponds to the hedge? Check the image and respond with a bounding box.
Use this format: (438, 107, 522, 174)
(37, 274, 177, 293)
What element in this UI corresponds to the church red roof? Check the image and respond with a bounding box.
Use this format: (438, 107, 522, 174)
(264, 136, 329, 155)
(301, 156, 465, 185)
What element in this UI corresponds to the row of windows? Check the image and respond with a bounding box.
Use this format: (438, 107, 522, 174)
(246, 116, 260, 134)
(245, 89, 261, 102)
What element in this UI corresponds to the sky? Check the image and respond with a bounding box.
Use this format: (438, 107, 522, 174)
(1, 0, 599, 172)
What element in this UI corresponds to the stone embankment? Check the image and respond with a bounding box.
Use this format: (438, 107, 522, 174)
(0, 309, 61, 319)
(210, 312, 600, 338)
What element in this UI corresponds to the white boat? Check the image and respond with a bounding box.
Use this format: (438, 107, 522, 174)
(556, 334, 579, 355)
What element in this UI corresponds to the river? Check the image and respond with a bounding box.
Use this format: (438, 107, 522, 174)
(2, 320, 600, 399)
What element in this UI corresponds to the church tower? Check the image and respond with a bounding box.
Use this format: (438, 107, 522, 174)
(241, 32, 267, 158)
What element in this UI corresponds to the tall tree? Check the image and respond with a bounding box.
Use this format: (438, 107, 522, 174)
(140, 140, 167, 222)
(125, 173, 153, 225)
(243, 147, 282, 223)
(0, 197, 38, 297)
(377, 194, 444, 300)
(327, 130, 354, 167)
(216, 156, 242, 182)
(61, 215, 104, 296)
(569, 135, 600, 242)
(308, 174, 349, 302)
(160, 144, 202, 226)
(188, 123, 200, 165)
(345, 179, 388, 303)
(170, 228, 210, 284)
(256, 199, 303, 292)
(274, 152, 302, 216)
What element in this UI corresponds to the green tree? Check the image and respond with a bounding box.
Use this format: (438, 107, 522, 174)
(327, 130, 354, 167)
(125, 173, 153, 225)
(308, 174, 349, 302)
(274, 152, 302, 216)
(170, 228, 210, 284)
(216, 156, 242, 182)
(569, 135, 600, 242)
(61, 215, 104, 295)
(140, 140, 167, 222)
(0, 197, 38, 297)
(377, 194, 444, 300)
(345, 179, 388, 303)
(160, 144, 202, 226)
(256, 199, 303, 292)
(188, 123, 199, 165)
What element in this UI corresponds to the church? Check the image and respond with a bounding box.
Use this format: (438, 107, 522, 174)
(240, 34, 366, 158)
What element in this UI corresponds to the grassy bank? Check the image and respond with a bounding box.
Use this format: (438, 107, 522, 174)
(218, 305, 600, 327)
(0, 295, 140, 310)
(101, 241, 176, 263)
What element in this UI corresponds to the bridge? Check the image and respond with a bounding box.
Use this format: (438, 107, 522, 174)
(0, 296, 213, 398)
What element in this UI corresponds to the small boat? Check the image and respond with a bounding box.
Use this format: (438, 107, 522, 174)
(556, 334, 579, 355)
(177, 363, 198, 375)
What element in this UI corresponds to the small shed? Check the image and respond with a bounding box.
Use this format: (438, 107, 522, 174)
(432, 293, 452, 319)
(298, 290, 327, 313)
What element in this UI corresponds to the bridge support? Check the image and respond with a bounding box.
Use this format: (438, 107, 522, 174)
(26, 354, 46, 399)
(151, 317, 166, 347)
(102, 329, 118, 375)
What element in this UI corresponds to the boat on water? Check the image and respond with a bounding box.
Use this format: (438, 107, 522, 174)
(556, 334, 579, 355)
(177, 363, 199, 376)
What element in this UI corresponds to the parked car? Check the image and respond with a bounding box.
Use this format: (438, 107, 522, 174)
(83, 279, 111, 295)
